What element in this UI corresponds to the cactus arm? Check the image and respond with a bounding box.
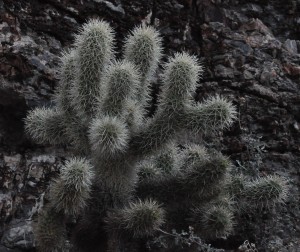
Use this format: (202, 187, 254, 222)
(129, 53, 202, 155)
(71, 19, 115, 118)
(105, 199, 165, 237)
(54, 49, 76, 114)
(136, 147, 230, 202)
(242, 175, 288, 209)
(50, 158, 94, 216)
(25, 107, 66, 145)
(123, 26, 162, 110)
(89, 116, 130, 158)
(190, 203, 234, 239)
(183, 95, 237, 134)
(99, 60, 140, 119)
(122, 99, 144, 132)
(54, 50, 90, 152)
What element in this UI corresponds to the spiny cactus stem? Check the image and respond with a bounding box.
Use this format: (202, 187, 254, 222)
(124, 25, 162, 110)
(72, 19, 115, 117)
(129, 114, 181, 156)
(93, 157, 138, 207)
(183, 96, 237, 134)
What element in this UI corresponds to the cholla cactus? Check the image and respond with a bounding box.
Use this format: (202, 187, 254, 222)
(25, 19, 288, 252)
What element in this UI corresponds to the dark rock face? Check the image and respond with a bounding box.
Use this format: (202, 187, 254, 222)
(0, 0, 299, 251)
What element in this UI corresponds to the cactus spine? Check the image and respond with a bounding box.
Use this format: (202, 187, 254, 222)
(25, 20, 288, 252)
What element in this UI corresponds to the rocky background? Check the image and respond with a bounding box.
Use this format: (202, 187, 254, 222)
(0, 0, 299, 251)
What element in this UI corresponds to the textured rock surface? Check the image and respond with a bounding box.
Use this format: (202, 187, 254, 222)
(0, 0, 299, 251)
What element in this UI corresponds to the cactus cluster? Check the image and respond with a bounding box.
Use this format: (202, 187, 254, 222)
(25, 19, 288, 252)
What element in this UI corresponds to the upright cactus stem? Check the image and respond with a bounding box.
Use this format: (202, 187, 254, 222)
(72, 19, 115, 118)
(24, 19, 288, 252)
(54, 50, 90, 152)
(159, 53, 201, 110)
(99, 60, 140, 118)
(55, 49, 76, 114)
(124, 26, 162, 109)
(34, 207, 67, 252)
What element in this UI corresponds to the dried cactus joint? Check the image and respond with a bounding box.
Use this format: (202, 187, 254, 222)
(24, 19, 288, 251)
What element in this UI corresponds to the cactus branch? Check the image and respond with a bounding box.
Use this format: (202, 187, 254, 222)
(25, 107, 66, 145)
(71, 19, 115, 117)
(183, 95, 237, 134)
(124, 25, 162, 109)
(50, 158, 94, 216)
